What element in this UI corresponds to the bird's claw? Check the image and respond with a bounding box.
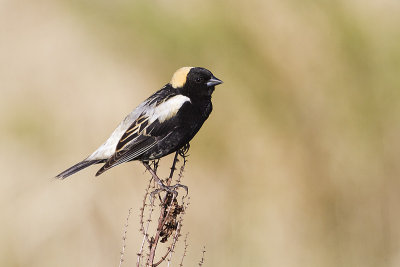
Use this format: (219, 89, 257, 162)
(150, 181, 188, 201)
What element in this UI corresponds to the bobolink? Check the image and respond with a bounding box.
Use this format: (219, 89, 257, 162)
(56, 67, 222, 179)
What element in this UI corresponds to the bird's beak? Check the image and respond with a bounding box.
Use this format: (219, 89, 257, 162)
(207, 76, 223, 87)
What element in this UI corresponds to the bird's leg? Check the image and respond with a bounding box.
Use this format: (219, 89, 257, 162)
(142, 161, 172, 200)
(142, 160, 187, 199)
(142, 150, 189, 199)
(142, 161, 165, 188)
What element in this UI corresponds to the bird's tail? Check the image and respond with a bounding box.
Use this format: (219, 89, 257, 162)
(55, 159, 103, 179)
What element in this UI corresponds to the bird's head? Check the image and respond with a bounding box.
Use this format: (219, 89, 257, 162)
(170, 67, 223, 98)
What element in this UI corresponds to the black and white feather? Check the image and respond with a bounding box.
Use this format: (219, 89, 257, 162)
(56, 67, 222, 179)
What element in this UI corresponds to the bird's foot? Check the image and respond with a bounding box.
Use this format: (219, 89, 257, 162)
(150, 181, 188, 200)
(178, 143, 190, 158)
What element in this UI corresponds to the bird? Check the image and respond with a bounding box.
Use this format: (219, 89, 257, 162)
(56, 67, 223, 179)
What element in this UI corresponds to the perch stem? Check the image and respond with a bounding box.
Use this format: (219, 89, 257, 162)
(146, 151, 180, 266)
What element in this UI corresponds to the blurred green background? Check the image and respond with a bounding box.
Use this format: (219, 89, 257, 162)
(1, 0, 400, 266)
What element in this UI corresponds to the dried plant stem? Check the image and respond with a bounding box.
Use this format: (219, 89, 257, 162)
(137, 193, 155, 267)
(119, 208, 132, 267)
(153, 247, 172, 267)
(135, 149, 189, 267)
(167, 220, 182, 266)
(168, 151, 180, 184)
(139, 178, 153, 233)
(198, 247, 206, 267)
(179, 233, 189, 267)
(146, 151, 182, 266)
(176, 154, 187, 184)
(147, 192, 177, 265)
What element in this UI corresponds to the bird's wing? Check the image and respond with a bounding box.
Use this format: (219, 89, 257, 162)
(95, 93, 190, 176)
(95, 134, 164, 176)
(87, 86, 176, 160)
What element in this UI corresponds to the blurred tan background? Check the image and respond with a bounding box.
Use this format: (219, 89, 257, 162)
(1, 0, 400, 266)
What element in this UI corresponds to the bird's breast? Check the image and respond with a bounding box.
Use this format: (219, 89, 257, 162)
(175, 99, 212, 134)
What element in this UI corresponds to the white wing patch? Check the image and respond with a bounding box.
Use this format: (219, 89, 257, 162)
(86, 94, 190, 160)
(149, 95, 191, 123)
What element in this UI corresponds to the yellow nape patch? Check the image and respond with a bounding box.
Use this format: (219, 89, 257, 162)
(170, 67, 193, 88)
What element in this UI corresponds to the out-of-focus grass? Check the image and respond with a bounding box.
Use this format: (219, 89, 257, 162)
(1, 0, 400, 266)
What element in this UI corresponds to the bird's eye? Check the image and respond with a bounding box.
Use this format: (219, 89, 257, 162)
(195, 77, 204, 83)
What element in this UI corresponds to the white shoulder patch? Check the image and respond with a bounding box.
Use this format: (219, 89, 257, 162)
(150, 95, 191, 123)
(170, 67, 193, 88)
(86, 93, 190, 161)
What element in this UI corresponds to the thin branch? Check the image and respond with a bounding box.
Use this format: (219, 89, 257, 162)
(179, 233, 189, 267)
(137, 181, 156, 267)
(134, 148, 189, 267)
(119, 208, 132, 267)
(139, 178, 153, 234)
(147, 192, 177, 266)
(198, 246, 206, 267)
(167, 220, 182, 266)
(153, 247, 172, 267)
(168, 151, 180, 183)
(176, 154, 187, 184)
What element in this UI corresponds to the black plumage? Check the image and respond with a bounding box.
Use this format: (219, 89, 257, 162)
(56, 67, 222, 179)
